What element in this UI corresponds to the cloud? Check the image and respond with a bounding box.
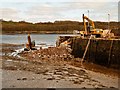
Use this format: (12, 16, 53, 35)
(26, 3, 68, 16)
(0, 1, 118, 22)
(70, 0, 119, 2)
(62, 2, 118, 21)
(1, 8, 18, 15)
(25, 3, 69, 22)
(1, 0, 119, 3)
(0, 8, 22, 21)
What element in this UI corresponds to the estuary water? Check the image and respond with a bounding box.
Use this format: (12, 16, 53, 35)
(1, 34, 74, 46)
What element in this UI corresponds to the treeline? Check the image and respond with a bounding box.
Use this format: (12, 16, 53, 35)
(1, 19, 120, 36)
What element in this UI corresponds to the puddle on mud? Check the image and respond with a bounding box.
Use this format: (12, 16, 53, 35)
(3, 59, 29, 67)
(0, 52, 5, 56)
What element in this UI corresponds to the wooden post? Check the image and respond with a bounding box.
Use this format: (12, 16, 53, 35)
(108, 39, 113, 67)
(28, 34, 32, 49)
(95, 40, 98, 63)
(81, 35, 92, 67)
(73, 37, 76, 55)
(89, 39, 91, 61)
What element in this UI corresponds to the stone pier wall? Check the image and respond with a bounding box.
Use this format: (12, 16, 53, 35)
(56, 36, 120, 69)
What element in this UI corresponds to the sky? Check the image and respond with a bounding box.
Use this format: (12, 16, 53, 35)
(0, 0, 119, 23)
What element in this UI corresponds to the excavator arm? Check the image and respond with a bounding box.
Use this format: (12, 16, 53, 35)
(83, 14, 95, 33)
(83, 14, 87, 34)
(81, 14, 112, 38)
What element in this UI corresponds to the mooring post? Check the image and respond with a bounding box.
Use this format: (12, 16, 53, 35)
(27, 33, 32, 49)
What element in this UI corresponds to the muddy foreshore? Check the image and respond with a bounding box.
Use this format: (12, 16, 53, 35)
(1, 43, 120, 88)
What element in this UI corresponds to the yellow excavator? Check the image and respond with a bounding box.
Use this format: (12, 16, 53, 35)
(80, 14, 104, 37)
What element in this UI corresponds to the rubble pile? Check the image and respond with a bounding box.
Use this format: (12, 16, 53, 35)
(20, 46, 74, 62)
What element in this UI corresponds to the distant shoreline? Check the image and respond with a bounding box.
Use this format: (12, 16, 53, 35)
(2, 20, 120, 36)
(1, 32, 73, 35)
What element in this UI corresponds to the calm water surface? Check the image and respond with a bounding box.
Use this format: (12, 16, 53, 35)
(1, 34, 73, 46)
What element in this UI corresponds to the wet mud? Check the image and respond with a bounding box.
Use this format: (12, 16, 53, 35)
(1, 43, 119, 88)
